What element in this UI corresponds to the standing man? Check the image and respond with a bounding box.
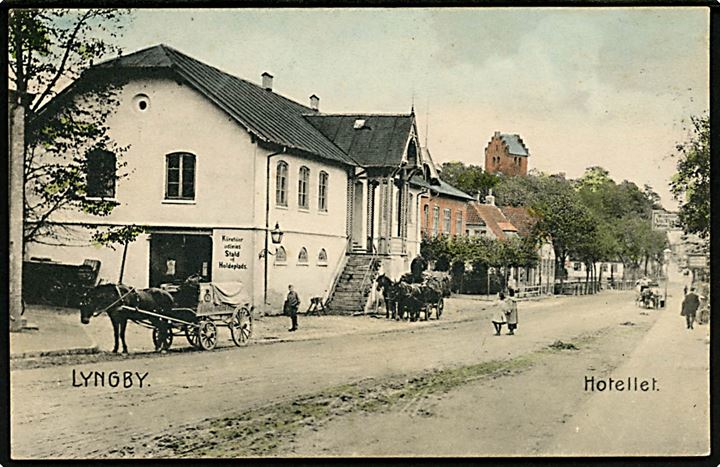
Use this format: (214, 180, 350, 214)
(680, 287, 700, 330)
(285, 284, 300, 332)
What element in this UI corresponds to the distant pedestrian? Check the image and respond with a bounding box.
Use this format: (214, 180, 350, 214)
(492, 292, 508, 336)
(506, 288, 519, 335)
(285, 284, 300, 332)
(680, 287, 700, 330)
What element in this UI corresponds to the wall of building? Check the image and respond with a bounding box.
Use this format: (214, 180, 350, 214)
(565, 260, 625, 281)
(26, 76, 351, 314)
(420, 195, 468, 238)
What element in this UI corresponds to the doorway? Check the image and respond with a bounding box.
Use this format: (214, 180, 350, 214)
(352, 181, 364, 250)
(149, 233, 212, 287)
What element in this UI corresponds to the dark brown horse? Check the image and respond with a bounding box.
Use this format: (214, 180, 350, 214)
(80, 283, 175, 353)
(376, 274, 400, 320)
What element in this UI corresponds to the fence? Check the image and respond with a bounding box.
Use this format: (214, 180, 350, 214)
(554, 280, 602, 296)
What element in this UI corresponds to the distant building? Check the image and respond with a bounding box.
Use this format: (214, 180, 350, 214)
(465, 192, 518, 240)
(484, 131, 530, 176)
(414, 150, 474, 238)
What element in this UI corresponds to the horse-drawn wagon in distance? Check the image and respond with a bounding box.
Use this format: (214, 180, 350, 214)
(635, 278, 665, 309)
(80, 277, 253, 353)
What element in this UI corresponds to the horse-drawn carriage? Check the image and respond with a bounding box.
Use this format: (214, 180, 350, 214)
(376, 257, 452, 322)
(80, 278, 253, 353)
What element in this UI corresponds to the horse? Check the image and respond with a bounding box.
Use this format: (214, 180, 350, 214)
(80, 283, 175, 353)
(376, 274, 400, 320)
(395, 281, 425, 322)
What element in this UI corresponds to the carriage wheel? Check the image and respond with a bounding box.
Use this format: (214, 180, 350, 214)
(197, 320, 218, 350)
(152, 325, 173, 351)
(436, 298, 444, 319)
(185, 326, 200, 348)
(230, 306, 253, 347)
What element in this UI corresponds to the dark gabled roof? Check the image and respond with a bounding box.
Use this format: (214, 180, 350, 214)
(94, 44, 355, 165)
(304, 114, 413, 167)
(499, 133, 529, 156)
(410, 175, 474, 201)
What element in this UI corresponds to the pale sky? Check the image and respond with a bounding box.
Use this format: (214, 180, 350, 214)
(116, 8, 709, 209)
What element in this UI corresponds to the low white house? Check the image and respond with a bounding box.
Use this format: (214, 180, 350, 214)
(26, 44, 439, 314)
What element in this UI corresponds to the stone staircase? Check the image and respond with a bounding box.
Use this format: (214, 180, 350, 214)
(325, 254, 382, 314)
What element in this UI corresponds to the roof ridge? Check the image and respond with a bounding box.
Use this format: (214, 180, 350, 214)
(305, 112, 413, 118)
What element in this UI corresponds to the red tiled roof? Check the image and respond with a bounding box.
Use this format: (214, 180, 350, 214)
(500, 206, 538, 238)
(467, 202, 515, 240)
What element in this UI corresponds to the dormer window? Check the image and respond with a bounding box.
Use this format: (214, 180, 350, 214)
(353, 119, 366, 129)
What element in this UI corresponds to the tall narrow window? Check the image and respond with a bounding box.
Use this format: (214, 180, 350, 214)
(408, 194, 414, 224)
(433, 206, 440, 237)
(443, 208, 451, 233)
(318, 171, 328, 212)
(166, 152, 195, 200)
(298, 166, 310, 209)
(423, 205, 429, 230)
(86, 149, 116, 198)
(456, 210, 463, 236)
(276, 161, 288, 207)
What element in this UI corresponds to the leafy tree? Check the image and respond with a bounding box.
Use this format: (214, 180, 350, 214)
(670, 114, 710, 240)
(9, 9, 133, 247)
(438, 162, 499, 198)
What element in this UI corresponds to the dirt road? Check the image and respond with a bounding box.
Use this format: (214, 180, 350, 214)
(11, 289, 708, 458)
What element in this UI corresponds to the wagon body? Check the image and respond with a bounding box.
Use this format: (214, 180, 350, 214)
(122, 281, 253, 351)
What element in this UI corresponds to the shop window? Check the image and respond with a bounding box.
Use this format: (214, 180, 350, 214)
(298, 247, 308, 265)
(166, 152, 196, 200)
(298, 166, 310, 209)
(86, 149, 116, 198)
(317, 248, 328, 266)
(275, 246, 287, 265)
(318, 171, 328, 212)
(276, 161, 288, 207)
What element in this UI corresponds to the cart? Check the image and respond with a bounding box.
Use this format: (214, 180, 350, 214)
(121, 282, 253, 351)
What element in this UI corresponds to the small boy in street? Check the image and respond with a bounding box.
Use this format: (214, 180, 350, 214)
(492, 292, 508, 336)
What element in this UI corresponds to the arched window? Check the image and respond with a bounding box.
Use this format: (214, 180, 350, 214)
(166, 152, 195, 200)
(317, 248, 328, 266)
(275, 246, 287, 264)
(298, 166, 310, 209)
(297, 247, 308, 264)
(318, 171, 329, 212)
(276, 161, 288, 207)
(86, 149, 116, 198)
(407, 140, 418, 166)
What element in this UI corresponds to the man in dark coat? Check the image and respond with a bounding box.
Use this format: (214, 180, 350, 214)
(285, 284, 300, 332)
(680, 287, 700, 330)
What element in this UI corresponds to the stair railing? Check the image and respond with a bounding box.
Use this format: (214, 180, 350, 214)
(324, 241, 349, 308)
(359, 244, 380, 312)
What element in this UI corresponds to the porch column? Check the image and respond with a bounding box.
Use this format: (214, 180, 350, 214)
(367, 180, 377, 253)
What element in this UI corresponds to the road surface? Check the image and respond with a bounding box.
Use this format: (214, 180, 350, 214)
(10, 287, 709, 458)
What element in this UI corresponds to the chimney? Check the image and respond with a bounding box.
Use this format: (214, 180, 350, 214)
(474, 192, 482, 202)
(484, 188, 495, 206)
(309, 94, 319, 111)
(261, 72, 273, 91)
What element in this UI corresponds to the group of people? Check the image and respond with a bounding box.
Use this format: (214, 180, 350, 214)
(491, 288, 519, 336)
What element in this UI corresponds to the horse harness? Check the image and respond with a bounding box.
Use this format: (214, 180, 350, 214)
(92, 285, 137, 317)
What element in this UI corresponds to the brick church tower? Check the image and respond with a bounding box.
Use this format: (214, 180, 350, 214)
(484, 131, 530, 176)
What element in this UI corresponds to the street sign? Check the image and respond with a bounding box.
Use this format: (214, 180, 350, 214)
(652, 210, 681, 231)
(687, 255, 708, 268)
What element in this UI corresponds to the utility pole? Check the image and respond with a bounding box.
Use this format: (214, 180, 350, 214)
(9, 90, 27, 332)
